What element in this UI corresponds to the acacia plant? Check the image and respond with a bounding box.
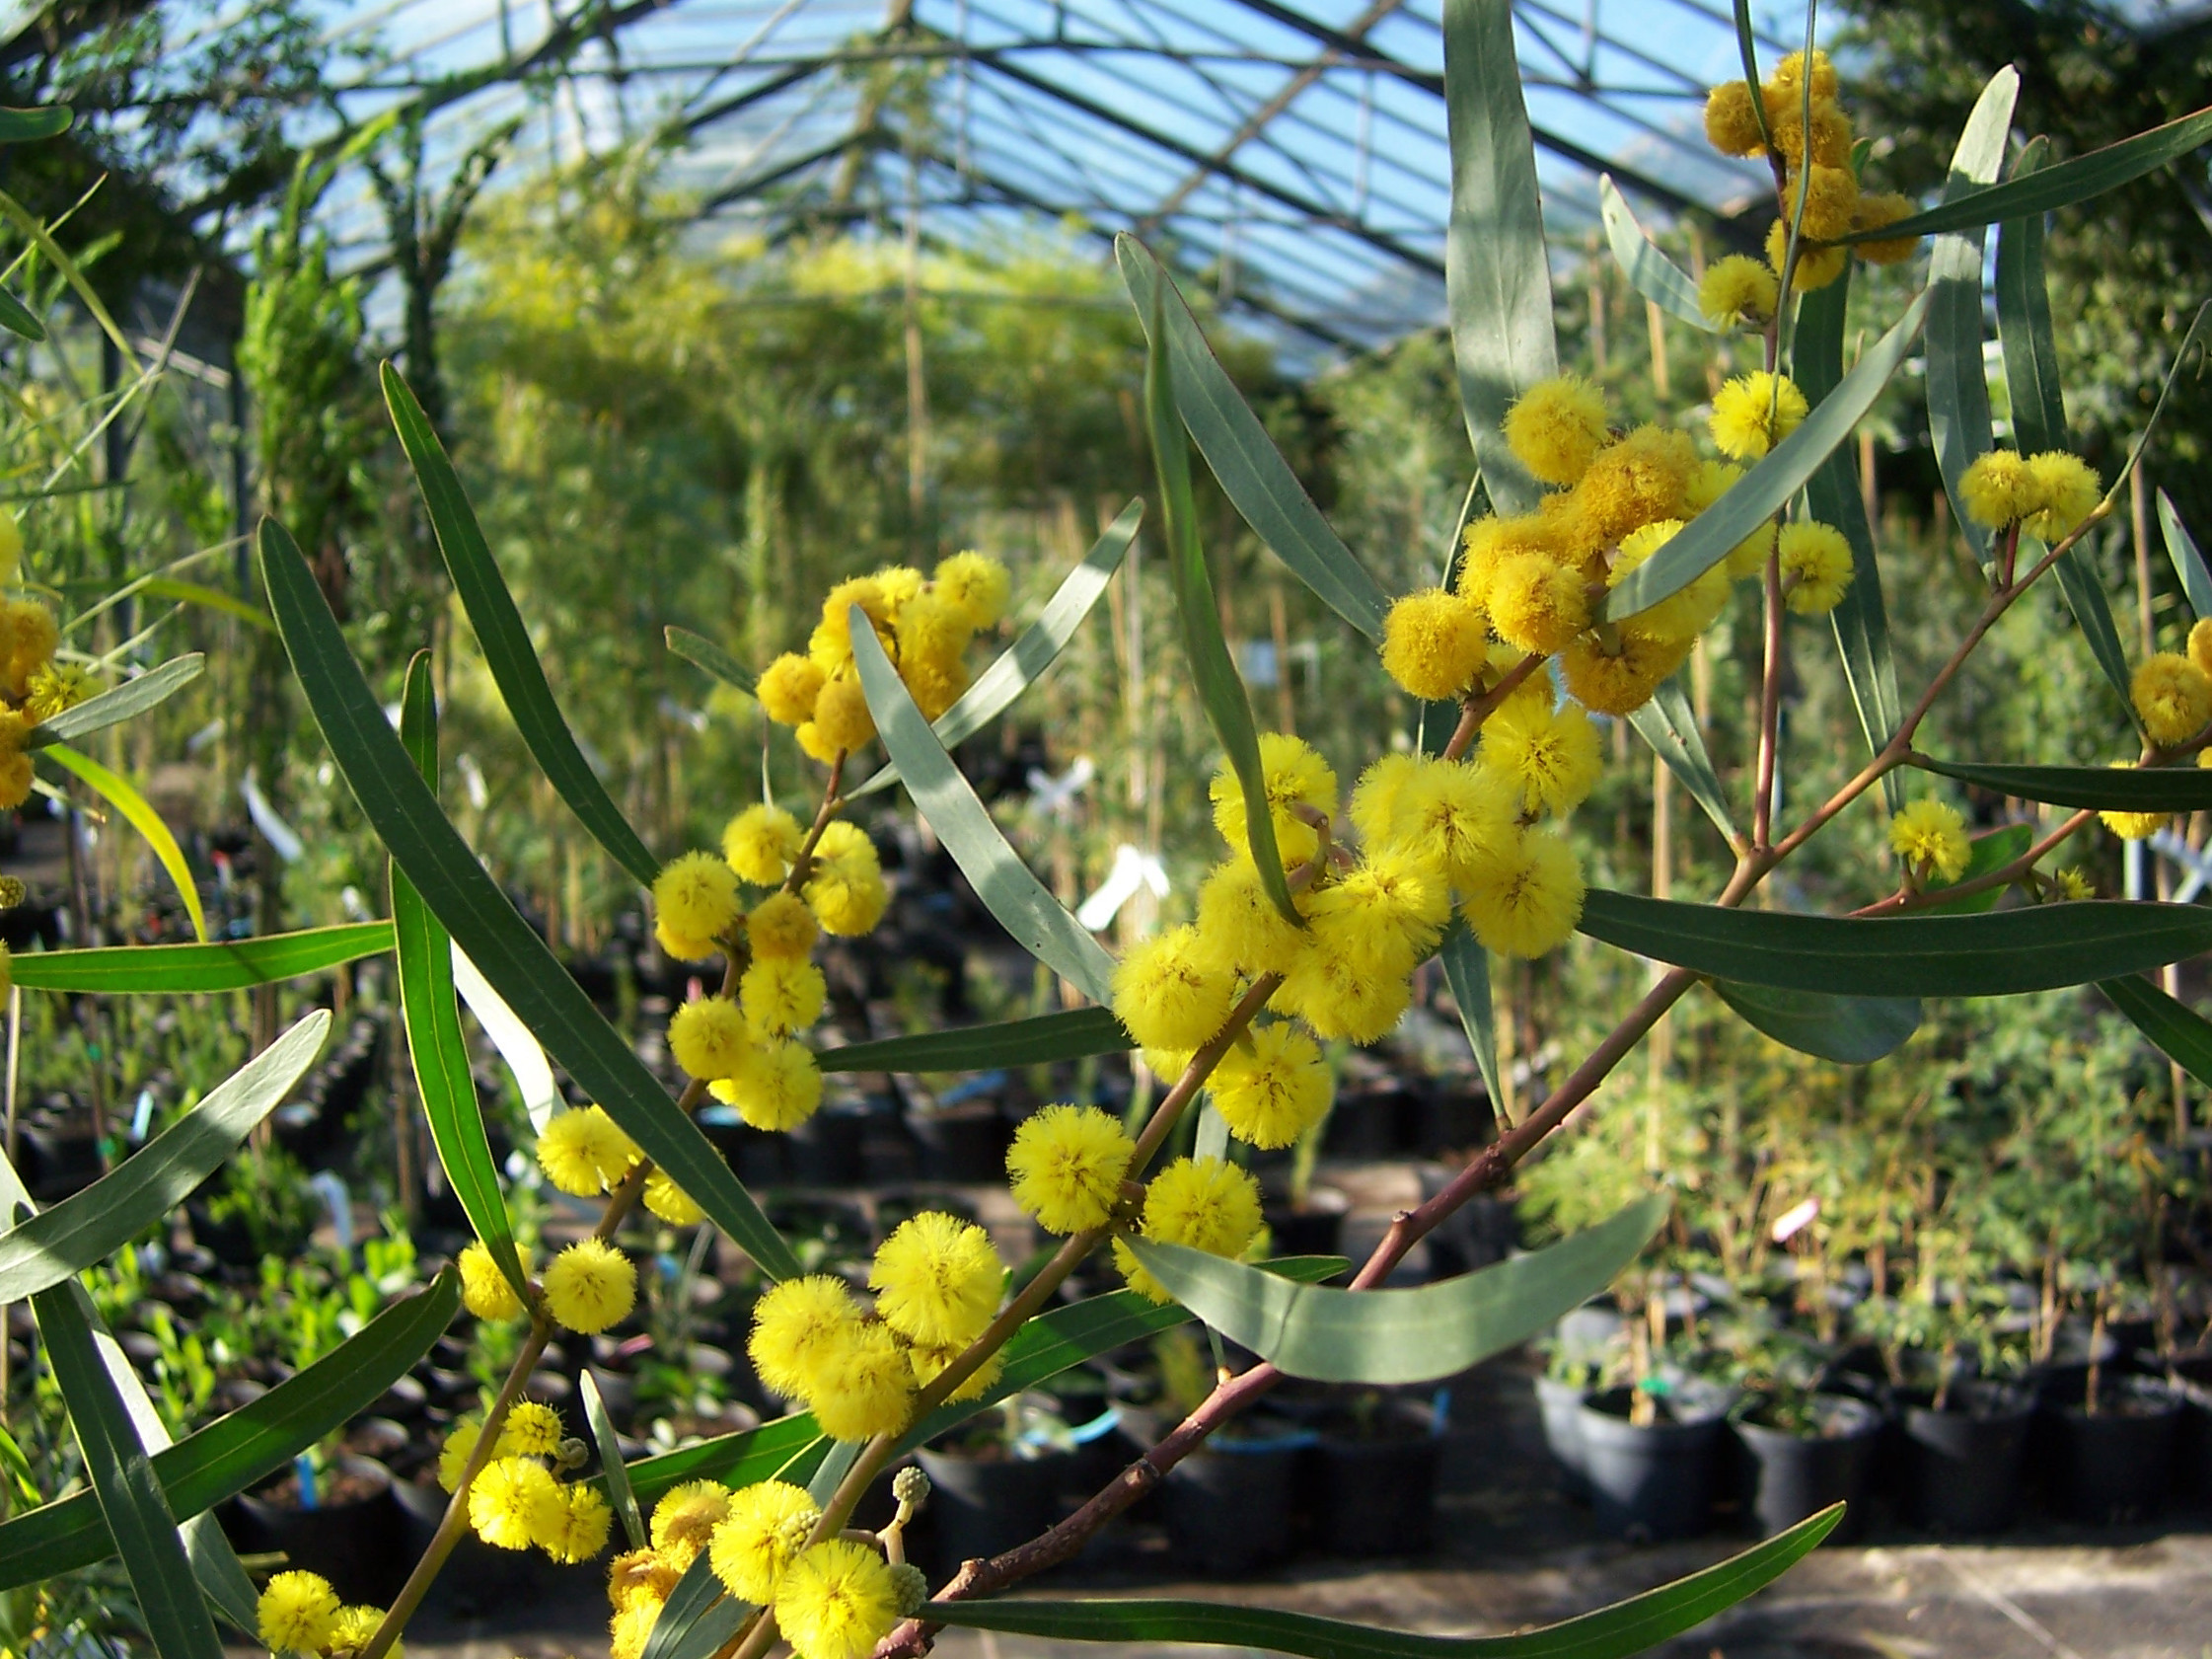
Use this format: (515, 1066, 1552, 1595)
(19, 4, 2212, 1658)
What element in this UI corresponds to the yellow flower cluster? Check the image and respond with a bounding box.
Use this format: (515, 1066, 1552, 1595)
(1701, 49, 1924, 298)
(256, 1571, 400, 1659)
(748, 1210, 1007, 1442)
(0, 578, 66, 811)
(756, 553, 1010, 763)
(436, 1399, 614, 1565)
(1958, 449, 2101, 543)
(1888, 797, 1970, 883)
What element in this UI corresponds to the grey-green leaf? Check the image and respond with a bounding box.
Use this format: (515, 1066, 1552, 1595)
(1441, 0, 1557, 518)
(0, 287, 44, 342)
(1117, 240, 1388, 640)
(1910, 754, 2212, 811)
(9, 923, 394, 994)
(641, 1549, 750, 1659)
(582, 1370, 645, 1551)
(849, 618, 1116, 1005)
(927, 1503, 1840, 1659)
(665, 627, 756, 697)
(1605, 290, 1931, 621)
(1711, 982, 1921, 1065)
(1995, 136, 2066, 456)
(1599, 179, 1717, 334)
(2101, 974, 2212, 1090)
(856, 500, 1143, 795)
(26, 654, 204, 750)
(1436, 918, 1502, 1112)
(1627, 675, 1740, 847)
(1580, 888, 2212, 997)
(817, 1008, 1129, 1075)
(2159, 490, 2212, 622)
(0, 1014, 327, 1304)
(1128, 1193, 1669, 1384)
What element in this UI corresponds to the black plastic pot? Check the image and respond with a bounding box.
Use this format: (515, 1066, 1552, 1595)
(1265, 1186, 1350, 1259)
(225, 1456, 406, 1604)
(1159, 1420, 1313, 1574)
(391, 1473, 555, 1611)
(788, 1107, 868, 1185)
(1533, 1375, 1589, 1500)
(1311, 1401, 1438, 1555)
(913, 1103, 1011, 1184)
(1901, 1381, 2033, 1535)
(914, 1446, 1069, 1577)
(1733, 1395, 1882, 1539)
(2047, 1375, 2182, 1524)
(1577, 1389, 1723, 1543)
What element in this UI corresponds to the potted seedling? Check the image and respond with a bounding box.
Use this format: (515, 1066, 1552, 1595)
(1721, 1314, 1881, 1539)
(1574, 1268, 1731, 1543)
(916, 1393, 1079, 1577)
(1148, 1325, 1314, 1573)
(1310, 1387, 1440, 1555)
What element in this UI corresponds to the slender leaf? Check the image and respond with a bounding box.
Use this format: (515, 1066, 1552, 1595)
(806, 1438, 864, 1505)
(136, 577, 273, 634)
(583, 1371, 645, 1551)
(1628, 675, 1740, 847)
(642, 1549, 749, 1659)
(0, 108, 70, 145)
(1143, 294, 1298, 924)
(1910, 754, 2212, 811)
(625, 1415, 827, 1509)
(1918, 822, 2034, 916)
(0, 1273, 458, 1587)
(451, 943, 559, 1133)
(259, 516, 799, 1280)
(817, 1008, 1129, 1074)
(45, 743, 206, 944)
(1926, 69, 2018, 572)
(928, 1504, 1842, 1659)
(857, 500, 1144, 795)
(2046, 537, 2137, 720)
(32, 1282, 224, 1659)
(1598, 179, 1716, 333)
(1832, 102, 2212, 247)
(1711, 983, 1921, 1065)
(1129, 1195, 1668, 1385)
(1441, 0, 1556, 517)
(383, 363, 659, 886)
(1579, 888, 2212, 997)
(1436, 920, 1502, 1115)
(1117, 242, 1388, 639)
(664, 627, 756, 696)
(10, 922, 393, 994)
(0, 287, 43, 343)
(2101, 973, 2212, 1090)
(26, 654, 203, 750)
(394, 654, 525, 1300)
(0, 1014, 326, 1303)
(1606, 292, 1931, 620)
(849, 620, 1116, 1005)
(2159, 490, 2212, 622)
(0, 188, 136, 364)
(1996, 136, 2066, 456)
(1796, 267, 1904, 811)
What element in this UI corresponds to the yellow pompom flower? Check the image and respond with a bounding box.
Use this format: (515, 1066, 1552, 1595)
(544, 1240, 637, 1335)
(747, 891, 821, 961)
(1771, 47, 1838, 100)
(2190, 617, 2212, 681)
(1210, 1021, 1332, 1150)
(1380, 588, 1488, 700)
(1851, 191, 1921, 264)
(1764, 219, 1848, 291)
(471, 1456, 565, 1551)
(725, 803, 806, 885)
(540, 1483, 615, 1565)
(611, 1597, 665, 1659)
(1710, 372, 1808, 462)
(809, 577, 893, 676)
(895, 587, 974, 664)
(774, 1539, 904, 1659)
(1273, 926, 1415, 1044)
(1460, 827, 1585, 958)
(1698, 254, 1780, 331)
(1191, 857, 1307, 979)
(804, 821, 887, 936)
(910, 1341, 1005, 1400)
(1306, 845, 1450, 965)
(1209, 731, 1337, 870)
(1112, 925, 1235, 1051)
(1115, 1157, 1264, 1304)
(903, 652, 969, 720)
(437, 1417, 484, 1491)
(502, 1399, 566, 1458)
(796, 720, 839, 766)
(1703, 80, 1768, 157)
(1959, 449, 2037, 529)
(1767, 97, 1852, 171)
(652, 1479, 734, 1569)
(1487, 551, 1590, 657)
(709, 1479, 821, 1603)
(2102, 804, 2170, 840)
(644, 1169, 705, 1227)
(935, 551, 1011, 630)
(258, 1570, 341, 1655)
(711, 1038, 824, 1132)
(760, 654, 829, 726)
(1006, 1103, 1136, 1234)
(741, 957, 828, 1037)
(808, 1320, 915, 1442)
(1778, 521, 1855, 614)
(23, 662, 89, 724)
(1562, 630, 1689, 716)
(869, 1211, 1005, 1348)
(2056, 868, 2097, 900)
(1577, 424, 1696, 543)
(1479, 698, 1602, 818)
(1349, 752, 1427, 849)
(1457, 512, 1568, 609)
(610, 1546, 684, 1613)
(1503, 374, 1610, 486)
(669, 996, 752, 1081)
(1784, 163, 1859, 241)
(1374, 755, 1518, 891)
(2132, 651, 2212, 745)
(653, 852, 742, 955)
(2024, 451, 2101, 543)
(1611, 519, 1730, 642)
(750, 1275, 865, 1399)
(872, 564, 927, 612)
(537, 1105, 639, 1197)
(329, 1605, 397, 1659)
(812, 676, 877, 755)
(459, 1241, 524, 1321)
(0, 600, 56, 701)
(1888, 798, 1971, 881)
